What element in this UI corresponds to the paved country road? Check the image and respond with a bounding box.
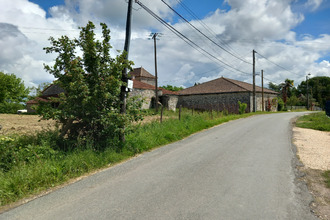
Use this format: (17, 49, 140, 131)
(1, 112, 317, 220)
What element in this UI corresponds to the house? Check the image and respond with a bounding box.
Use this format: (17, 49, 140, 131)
(178, 77, 278, 113)
(127, 67, 179, 111)
(130, 79, 178, 111)
(26, 67, 179, 112)
(129, 67, 156, 86)
(26, 84, 64, 113)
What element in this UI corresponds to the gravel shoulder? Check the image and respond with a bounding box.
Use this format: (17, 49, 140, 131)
(293, 126, 330, 219)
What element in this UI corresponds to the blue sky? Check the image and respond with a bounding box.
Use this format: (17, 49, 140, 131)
(1, 0, 329, 88)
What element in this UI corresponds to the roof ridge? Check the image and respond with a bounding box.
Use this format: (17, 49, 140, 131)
(222, 77, 249, 91)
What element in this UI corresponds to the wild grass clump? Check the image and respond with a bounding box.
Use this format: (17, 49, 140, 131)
(296, 112, 330, 131)
(322, 171, 330, 188)
(0, 130, 134, 206)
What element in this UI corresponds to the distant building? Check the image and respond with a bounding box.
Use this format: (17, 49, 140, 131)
(129, 67, 178, 111)
(129, 67, 156, 86)
(178, 77, 278, 113)
(27, 67, 179, 112)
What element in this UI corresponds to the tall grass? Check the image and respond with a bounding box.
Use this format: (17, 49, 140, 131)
(1, 109, 255, 206)
(296, 112, 330, 131)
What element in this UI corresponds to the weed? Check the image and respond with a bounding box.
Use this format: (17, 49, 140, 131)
(322, 171, 330, 188)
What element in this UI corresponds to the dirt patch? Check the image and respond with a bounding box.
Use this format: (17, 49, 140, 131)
(0, 114, 56, 136)
(0, 114, 170, 136)
(293, 127, 330, 219)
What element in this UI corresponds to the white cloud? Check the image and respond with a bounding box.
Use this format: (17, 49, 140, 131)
(0, 0, 329, 91)
(305, 0, 323, 11)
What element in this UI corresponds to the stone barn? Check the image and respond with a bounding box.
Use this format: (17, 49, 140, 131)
(130, 79, 178, 111)
(178, 77, 278, 113)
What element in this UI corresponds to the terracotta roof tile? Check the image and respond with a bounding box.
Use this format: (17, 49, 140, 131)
(132, 79, 178, 95)
(129, 67, 156, 79)
(179, 77, 278, 95)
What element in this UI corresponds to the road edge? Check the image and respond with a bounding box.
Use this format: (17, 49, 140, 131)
(290, 116, 318, 219)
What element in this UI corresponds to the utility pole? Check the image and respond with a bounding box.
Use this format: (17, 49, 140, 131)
(120, 0, 133, 143)
(151, 33, 159, 112)
(306, 73, 311, 110)
(261, 70, 264, 112)
(252, 50, 256, 112)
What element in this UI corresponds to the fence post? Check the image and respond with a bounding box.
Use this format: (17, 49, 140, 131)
(160, 105, 163, 123)
(179, 105, 182, 121)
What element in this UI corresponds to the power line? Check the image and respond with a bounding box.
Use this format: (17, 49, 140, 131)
(255, 51, 299, 76)
(175, 0, 238, 56)
(135, 0, 250, 76)
(161, 0, 251, 65)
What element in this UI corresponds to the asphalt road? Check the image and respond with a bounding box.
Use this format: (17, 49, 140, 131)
(1, 112, 317, 220)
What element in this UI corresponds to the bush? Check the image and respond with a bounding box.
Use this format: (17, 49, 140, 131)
(39, 21, 142, 149)
(238, 101, 247, 114)
(277, 97, 284, 111)
(0, 102, 25, 114)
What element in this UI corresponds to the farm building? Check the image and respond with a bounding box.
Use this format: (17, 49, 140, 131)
(178, 77, 278, 113)
(27, 67, 179, 112)
(130, 79, 178, 111)
(26, 84, 64, 113)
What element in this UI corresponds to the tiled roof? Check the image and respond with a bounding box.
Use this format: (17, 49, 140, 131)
(132, 79, 178, 95)
(179, 77, 278, 95)
(129, 67, 156, 79)
(26, 97, 49, 104)
(42, 84, 65, 96)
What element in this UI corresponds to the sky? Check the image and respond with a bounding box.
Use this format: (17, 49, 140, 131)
(0, 0, 329, 90)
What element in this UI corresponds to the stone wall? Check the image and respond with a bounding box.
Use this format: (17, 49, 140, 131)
(178, 92, 251, 114)
(130, 89, 178, 111)
(130, 88, 154, 109)
(161, 95, 178, 111)
(257, 94, 278, 112)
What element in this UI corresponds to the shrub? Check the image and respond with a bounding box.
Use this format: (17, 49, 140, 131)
(39, 21, 142, 149)
(238, 101, 247, 114)
(277, 97, 284, 111)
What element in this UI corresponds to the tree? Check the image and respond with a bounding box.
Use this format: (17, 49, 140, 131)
(39, 21, 142, 148)
(268, 82, 281, 93)
(0, 72, 29, 113)
(280, 79, 294, 108)
(297, 76, 330, 109)
(160, 85, 184, 91)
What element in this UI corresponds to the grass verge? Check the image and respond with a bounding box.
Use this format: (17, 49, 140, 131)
(0, 110, 263, 207)
(295, 112, 330, 131)
(296, 111, 330, 188)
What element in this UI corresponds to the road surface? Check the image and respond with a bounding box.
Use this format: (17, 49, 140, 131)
(1, 112, 317, 219)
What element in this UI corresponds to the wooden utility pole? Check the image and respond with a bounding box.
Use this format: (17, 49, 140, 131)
(119, 0, 133, 142)
(252, 50, 256, 112)
(261, 70, 264, 112)
(151, 33, 159, 112)
(306, 75, 309, 110)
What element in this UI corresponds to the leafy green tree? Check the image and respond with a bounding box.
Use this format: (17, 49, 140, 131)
(268, 82, 281, 92)
(297, 76, 330, 109)
(0, 72, 29, 113)
(160, 85, 184, 91)
(280, 79, 294, 108)
(38, 21, 142, 148)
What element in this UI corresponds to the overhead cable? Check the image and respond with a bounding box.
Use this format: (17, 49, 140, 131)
(256, 51, 299, 76)
(161, 0, 251, 65)
(135, 0, 250, 75)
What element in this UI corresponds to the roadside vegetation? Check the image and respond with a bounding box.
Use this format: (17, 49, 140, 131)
(0, 109, 262, 206)
(296, 112, 330, 131)
(296, 111, 330, 189)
